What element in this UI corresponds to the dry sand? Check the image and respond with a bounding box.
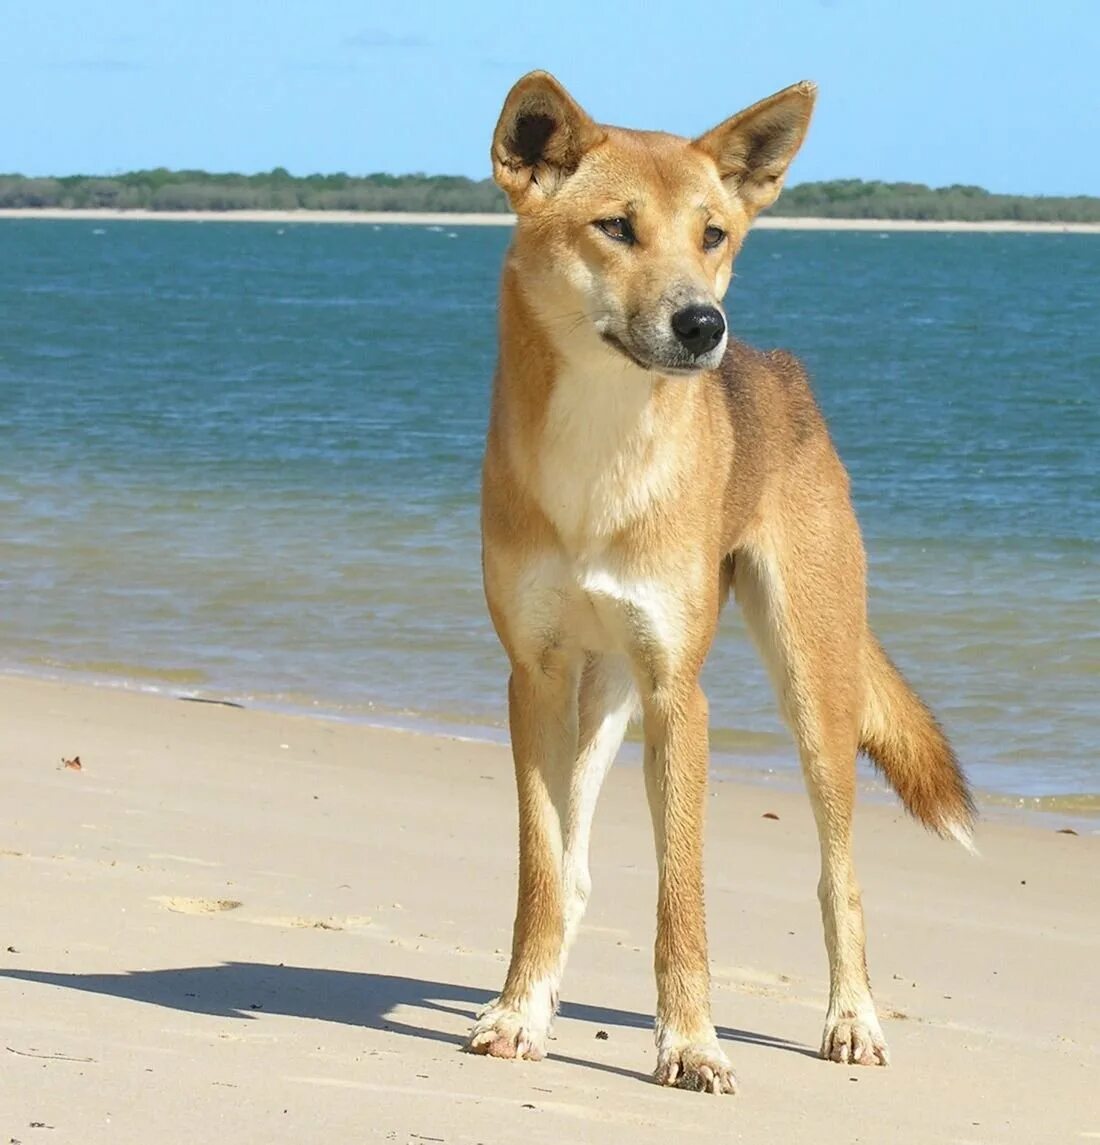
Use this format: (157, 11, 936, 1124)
(2, 673, 1097, 1143)
(2, 207, 1099, 233)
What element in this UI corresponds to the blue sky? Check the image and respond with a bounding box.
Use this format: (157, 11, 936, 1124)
(4, 0, 1098, 194)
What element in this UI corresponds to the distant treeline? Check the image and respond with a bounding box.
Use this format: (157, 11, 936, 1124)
(770, 180, 1100, 222)
(0, 169, 508, 213)
(2, 169, 1099, 222)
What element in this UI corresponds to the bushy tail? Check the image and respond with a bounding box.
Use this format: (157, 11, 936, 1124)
(860, 636, 976, 848)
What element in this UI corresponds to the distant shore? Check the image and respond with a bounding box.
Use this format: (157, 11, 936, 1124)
(2, 207, 1099, 233)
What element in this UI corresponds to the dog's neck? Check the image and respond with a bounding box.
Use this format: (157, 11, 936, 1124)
(497, 263, 699, 547)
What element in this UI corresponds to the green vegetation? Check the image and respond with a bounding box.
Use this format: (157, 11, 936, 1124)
(1, 169, 1098, 222)
(0, 169, 508, 213)
(768, 179, 1100, 222)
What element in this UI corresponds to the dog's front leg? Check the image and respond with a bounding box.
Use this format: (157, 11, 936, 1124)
(643, 680, 736, 1094)
(465, 658, 579, 1061)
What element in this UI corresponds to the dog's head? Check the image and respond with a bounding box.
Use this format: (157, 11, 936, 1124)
(492, 72, 815, 376)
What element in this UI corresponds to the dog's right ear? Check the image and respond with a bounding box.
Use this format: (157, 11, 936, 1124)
(491, 71, 605, 211)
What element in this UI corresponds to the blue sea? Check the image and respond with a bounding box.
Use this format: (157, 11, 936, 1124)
(1, 219, 1097, 809)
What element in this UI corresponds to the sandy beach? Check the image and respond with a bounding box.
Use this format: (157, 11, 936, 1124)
(2, 207, 1100, 233)
(2, 673, 1096, 1143)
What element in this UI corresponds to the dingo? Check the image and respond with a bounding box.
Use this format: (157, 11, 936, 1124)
(466, 71, 974, 1094)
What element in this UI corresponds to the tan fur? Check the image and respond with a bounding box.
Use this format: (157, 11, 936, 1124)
(465, 71, 974, 1094)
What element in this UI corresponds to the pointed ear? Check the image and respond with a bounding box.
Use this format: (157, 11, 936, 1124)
(491, 71, 606, 211)
(693, 81, 816, 218)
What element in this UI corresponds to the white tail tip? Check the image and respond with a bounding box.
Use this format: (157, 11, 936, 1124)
(946, 819, 979, 856)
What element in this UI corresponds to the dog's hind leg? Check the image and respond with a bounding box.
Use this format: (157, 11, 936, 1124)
(466, 653, 631, 1060)
(734, 516, 889, 1068)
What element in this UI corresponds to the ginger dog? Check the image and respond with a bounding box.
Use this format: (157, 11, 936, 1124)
(465, 71, 974, 1094)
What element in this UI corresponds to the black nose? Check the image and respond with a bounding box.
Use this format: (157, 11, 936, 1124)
(670, 305, 726, 356)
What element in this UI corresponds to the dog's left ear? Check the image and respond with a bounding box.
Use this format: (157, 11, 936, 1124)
(694, 81, 816, 218)
(491, 71, 606, 211)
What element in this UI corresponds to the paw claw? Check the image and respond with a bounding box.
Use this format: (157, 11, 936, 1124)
(655, 1042, 737, 1095)
(821, 1012, 889, 1067)
(465, 1005, 547, 1063)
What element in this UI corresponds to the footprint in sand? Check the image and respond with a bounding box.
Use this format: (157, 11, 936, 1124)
(153, 896, 242, 914)
(151, 897, 374, 931)
(245, 915, 374, 932)
(710, 964, 814, 1006)
(712, 964, 793, 988)
(149, 853, 222, 868)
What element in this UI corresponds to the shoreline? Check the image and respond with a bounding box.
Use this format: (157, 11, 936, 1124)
(1, 670, 1096, 1142)
(2, 207, 1100, 233)
(5, 666, 1096, 830)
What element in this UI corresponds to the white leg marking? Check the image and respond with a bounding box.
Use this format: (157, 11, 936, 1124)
(560, 656, 637, 961)
(466, 975, 560, 1061)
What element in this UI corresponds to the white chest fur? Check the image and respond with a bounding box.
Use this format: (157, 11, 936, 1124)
(533, 363, 679, 547)
(494, 352, 695, 678)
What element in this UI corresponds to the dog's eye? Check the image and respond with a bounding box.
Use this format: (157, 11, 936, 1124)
(703, 225, 726, 250)
(595, 217, 635, 244)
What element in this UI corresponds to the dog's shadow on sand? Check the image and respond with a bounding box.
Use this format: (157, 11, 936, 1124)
(0, 962, 817, 1078)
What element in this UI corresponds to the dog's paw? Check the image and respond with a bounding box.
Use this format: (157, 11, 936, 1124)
(655, 1040, 737, 1095)
(464, 1004, 548, 1062)
(820, 1010, 890, 1066)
